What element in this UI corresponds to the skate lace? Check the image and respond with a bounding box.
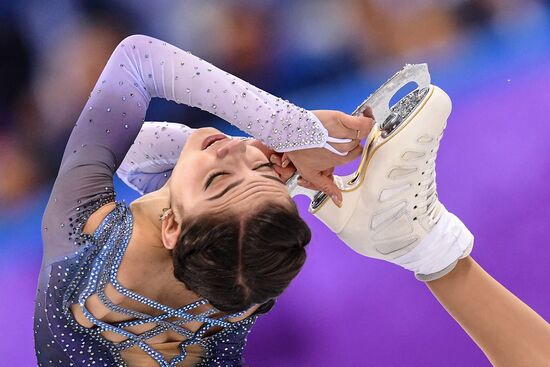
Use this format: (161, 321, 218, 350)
(414, 148, 439, 223)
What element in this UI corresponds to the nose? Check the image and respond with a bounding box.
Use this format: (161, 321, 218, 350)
(216, 138, 246, 159)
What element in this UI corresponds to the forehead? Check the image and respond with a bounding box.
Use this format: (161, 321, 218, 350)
(197, 177, 291, 213)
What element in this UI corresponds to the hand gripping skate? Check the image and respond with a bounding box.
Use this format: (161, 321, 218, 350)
(286, 64, 474, 281)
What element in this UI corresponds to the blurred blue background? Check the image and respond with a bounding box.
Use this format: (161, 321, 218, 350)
(1, 0, 549, 365)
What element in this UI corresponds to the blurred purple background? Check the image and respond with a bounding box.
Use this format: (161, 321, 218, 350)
(1, 1, 549, 366)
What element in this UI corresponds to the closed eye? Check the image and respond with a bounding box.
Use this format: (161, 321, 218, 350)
(254, 162, 274, 170)
(204, 162, 274, 190)
(204, 171, 228, 190)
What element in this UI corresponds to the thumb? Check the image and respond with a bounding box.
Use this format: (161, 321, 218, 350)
(362, 106, 374, 119)
(281, 152, 291, 168)
(302, 171, 342, 207)
(340, 114, 374, 139)
(335, 143, 363, 166)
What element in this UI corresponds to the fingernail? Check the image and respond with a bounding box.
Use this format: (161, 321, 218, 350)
(331, 194, 342, 208)
(282, 159, 290, 168)
(269, 154, 277, 163)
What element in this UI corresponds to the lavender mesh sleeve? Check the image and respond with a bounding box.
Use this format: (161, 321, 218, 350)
(116, 121, 252, 195)
(121, 34, 329, 152)
(116, 121, 193, 195)
(42, 34, 331, 264)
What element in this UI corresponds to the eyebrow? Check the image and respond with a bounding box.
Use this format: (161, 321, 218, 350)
(207, 179, 245, 201)
(204, 162, 272, 191)
(206, 175, 285, 201)
(260, 175, 285, 185)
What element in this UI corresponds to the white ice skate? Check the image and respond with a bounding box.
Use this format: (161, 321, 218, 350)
(287, 64, 474, 281)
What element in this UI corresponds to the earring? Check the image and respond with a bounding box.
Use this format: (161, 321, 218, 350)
(160, 207, 171, 221)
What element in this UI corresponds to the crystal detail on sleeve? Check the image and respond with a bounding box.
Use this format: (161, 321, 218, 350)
(117, 35, 328, 152)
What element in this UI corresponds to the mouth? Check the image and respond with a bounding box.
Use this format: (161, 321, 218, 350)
(201, 134, 229, 150)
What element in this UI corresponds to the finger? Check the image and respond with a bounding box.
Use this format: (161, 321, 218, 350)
(273, 165, 284, 176)
(280, 170, 296, 182)
(280, 152, 291, 168)
(270, 154, 283, 166)
(362, 106, 374, 119)
(274, 165, 296, 182)
(339, 114, 374, 140)
(300, 171, 342, 207)
(297, 178, 319, 191)
(298, 169, 333, 186)
(321, 167, 335, 176)
(335, 144, 363, 165)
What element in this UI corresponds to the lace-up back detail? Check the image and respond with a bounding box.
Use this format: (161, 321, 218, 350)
(65, 203, 257, 366)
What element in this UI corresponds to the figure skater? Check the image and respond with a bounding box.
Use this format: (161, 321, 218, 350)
(34, 35, 550, 367)
(34, 34, 371, 367)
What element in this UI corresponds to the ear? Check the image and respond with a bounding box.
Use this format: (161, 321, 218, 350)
(161, 209, 181, 250)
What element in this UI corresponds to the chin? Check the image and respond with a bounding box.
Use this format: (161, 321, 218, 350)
(196, 126, 223, 135)
(185, 127, 223, 151)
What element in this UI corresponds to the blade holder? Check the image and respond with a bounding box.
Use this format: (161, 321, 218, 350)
(286, 64, 432, 206)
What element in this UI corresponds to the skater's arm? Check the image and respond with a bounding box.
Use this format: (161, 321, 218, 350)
(117, 121, 199, 195)
(426, 256, 550, 367)
(42, 34, 354, 263)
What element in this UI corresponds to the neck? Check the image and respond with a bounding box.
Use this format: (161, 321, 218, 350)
(123, 185, 189, 296)
(130, 185, 171, 249)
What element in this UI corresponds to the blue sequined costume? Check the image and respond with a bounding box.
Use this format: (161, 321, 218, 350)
(34, 34, 327, 366)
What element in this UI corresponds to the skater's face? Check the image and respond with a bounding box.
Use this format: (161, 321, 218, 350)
(168, 127, 292, 220)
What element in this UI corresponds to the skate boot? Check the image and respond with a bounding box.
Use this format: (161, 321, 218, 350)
(287, 64, 474, 281)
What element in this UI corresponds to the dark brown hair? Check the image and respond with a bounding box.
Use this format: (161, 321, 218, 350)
(172, 201, 311, 313)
